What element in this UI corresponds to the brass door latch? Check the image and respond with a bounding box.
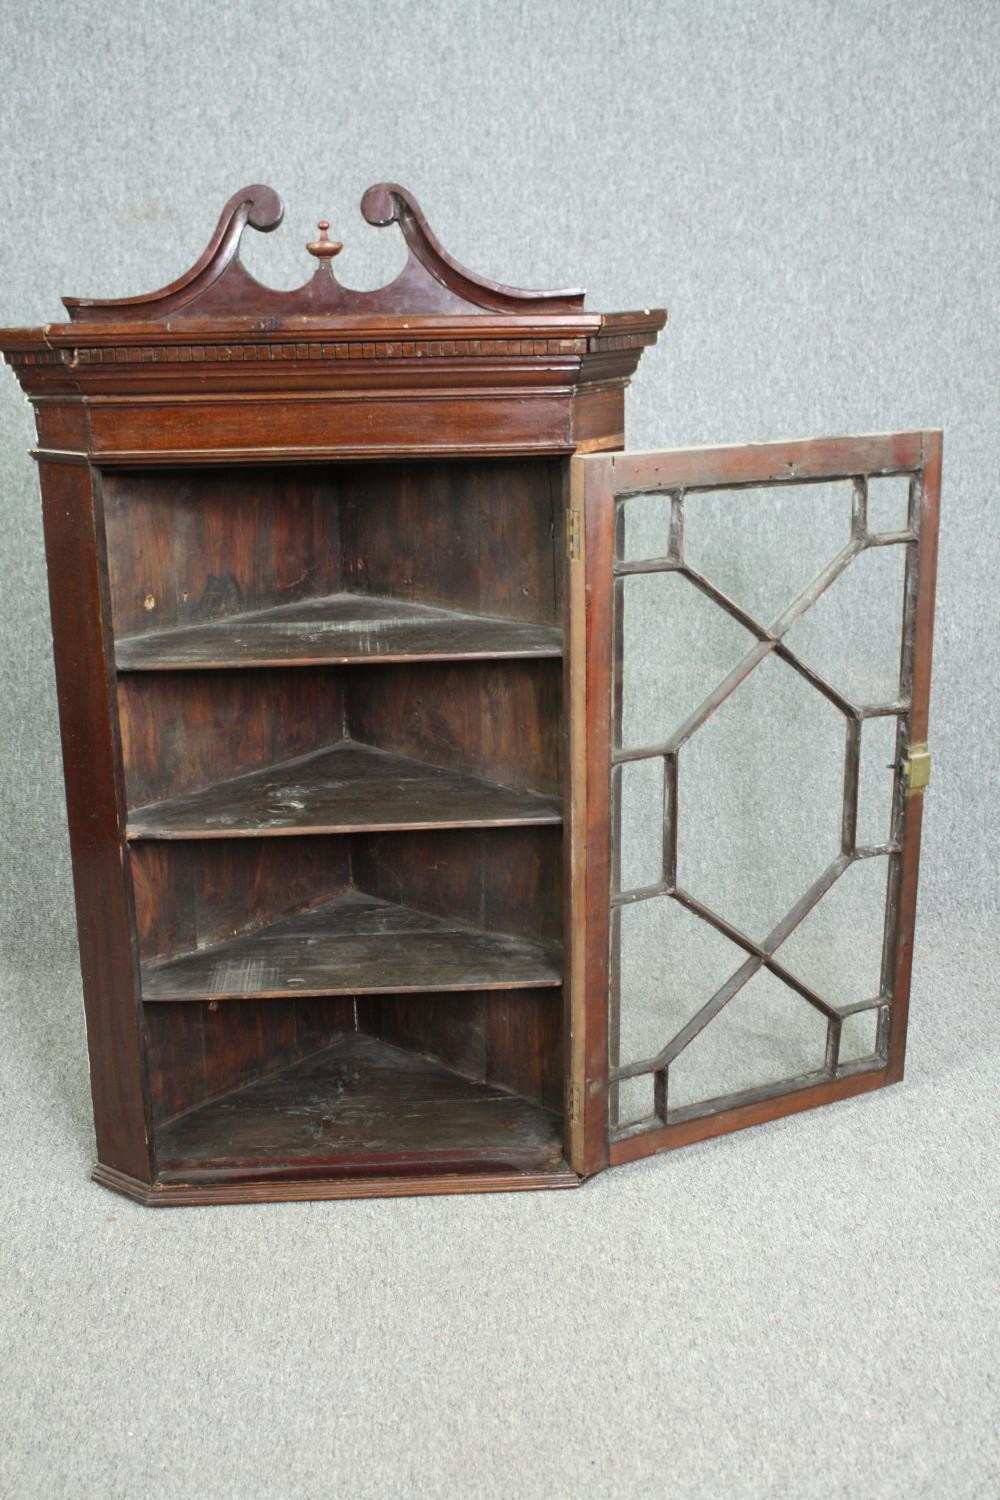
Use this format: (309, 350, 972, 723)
(903, 743, 932, 796)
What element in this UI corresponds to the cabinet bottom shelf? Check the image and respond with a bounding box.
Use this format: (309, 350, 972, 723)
(154, 1031, 567, 1184)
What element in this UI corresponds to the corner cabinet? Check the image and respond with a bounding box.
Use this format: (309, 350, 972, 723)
(0, 184, 941, 1205)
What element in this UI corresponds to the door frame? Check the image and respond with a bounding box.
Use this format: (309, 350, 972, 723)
(566, 431, 942, 1177)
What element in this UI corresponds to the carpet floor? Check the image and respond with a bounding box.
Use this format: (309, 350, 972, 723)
(1, 912, 996, 1499)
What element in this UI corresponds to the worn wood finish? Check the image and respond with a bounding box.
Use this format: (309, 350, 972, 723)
(46, 391, 626, 465)
(5, 185, 931, 1206)
(155, 1032, 565, 1180)
(119, 668, 346, 807)
(363, 989, 563, 1111)
(885, 431, 942, 1082)
(127, 739, 562, 839)
(115, 592, 563, 670)
(93, 1162, 579, 1205)
(341, 459, 562, 623)
(609, 1065, 889, 1165)
(129, 835, 352, 962)
(572, 455, 615, 1176)
(7, 310, 665, 468)
(354, 826, 564, 945)
(346, 659, 562, 795)
(0, 187, 663, 1203)
(102, 466, 341, 640)
(145, 995, 355, 1124)
(141, 888, 562, 1001)
(565, 459, 597, 1173)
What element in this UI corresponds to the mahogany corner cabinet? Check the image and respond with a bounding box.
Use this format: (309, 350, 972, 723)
(0, 184, 941, 1206)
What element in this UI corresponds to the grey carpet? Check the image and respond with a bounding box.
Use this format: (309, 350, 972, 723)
(1, 2, 997, 1496)
(2, 920, 996, 1499)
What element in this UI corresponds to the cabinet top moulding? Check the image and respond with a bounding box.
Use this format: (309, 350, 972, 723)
(0, 183, 665, 463)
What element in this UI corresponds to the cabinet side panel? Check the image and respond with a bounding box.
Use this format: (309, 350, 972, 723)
(37, 460, 153, 1181)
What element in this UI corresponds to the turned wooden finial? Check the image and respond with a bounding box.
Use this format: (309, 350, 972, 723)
(306, 220, 343, 261)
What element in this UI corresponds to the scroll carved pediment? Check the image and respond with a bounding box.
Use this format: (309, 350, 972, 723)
(62, 183, 586, 323)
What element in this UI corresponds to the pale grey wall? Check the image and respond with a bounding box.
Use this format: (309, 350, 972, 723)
(0, 0, 996, 964)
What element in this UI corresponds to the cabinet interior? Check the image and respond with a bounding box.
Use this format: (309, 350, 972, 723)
(104, 458, 568, 1183)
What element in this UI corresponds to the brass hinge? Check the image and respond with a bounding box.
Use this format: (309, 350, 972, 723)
(903, 743, 932, 796)
(568, 1081, 581, 1122)
(565, 508, 582, 560)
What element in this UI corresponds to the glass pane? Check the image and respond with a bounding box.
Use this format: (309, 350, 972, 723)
(619, 571, 754, 751)
(667, 968, 828, 1113)
(678, 652, 844, 941)
(781, 544, 907, 707)
(618, 492, 671, 561)
(606, 457, 919, 1140)
(683, 481, 851, 625)
(616, 894, 744, 1069)
(840, 1007, 880, 1064)
(613, 1074, 655, 1130)
(775, 857, 888, 1009)
(857, 715, 900, 848)
(866, 475, 911, 535)
(615, 759, 665, 893)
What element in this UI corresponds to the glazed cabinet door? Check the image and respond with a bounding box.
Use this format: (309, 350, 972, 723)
(566, 433, 941, 1176)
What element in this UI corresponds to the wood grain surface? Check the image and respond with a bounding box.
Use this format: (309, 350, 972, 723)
(155, 1031, 565, 1180)
(141, 888, 563, 1000)
(116, 592, 563, 669)
(127, 739, 563, 839)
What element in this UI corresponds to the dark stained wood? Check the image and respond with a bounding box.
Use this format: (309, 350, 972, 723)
(127, 739, 563, 839)
(572, 453, 615, 1176)
(609, 1065, 889, 1165)
(79, 392, 609, 464)
(565, 459, 592, 1173)
(341, 459, 562, 624)
(354, 826, 564, 945)
(885, 429, 942, 1083)
(93, 1161, 580, 1205)
(346, 659, 562, 796)
(145, 996, 355, 1125)
(36, 460, 153, 1183)
(4, 185, 933, 1208)
(63, 183, 587, 323)
(119, 668, 345, 807)
(348, 824, 565, 1116)
(102, 466, 341, 640)
(130, 835, 352, 962)
(363, 988, 563, 1110)
(0, 189, 666, 1205)
(4, 308, 665, 467)
(115, 592, 563, 670)
(155, 1032, 565, 1180)
(141, 889, 563, 1001)
(599, 432, 928, 491)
